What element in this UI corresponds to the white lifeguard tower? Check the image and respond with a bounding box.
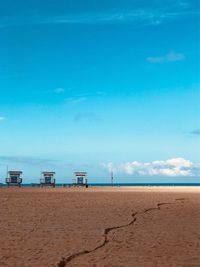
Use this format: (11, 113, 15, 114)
(40, 172, 56, 187)
(6, 171, 23, 187)
(73, 172, 88, 187)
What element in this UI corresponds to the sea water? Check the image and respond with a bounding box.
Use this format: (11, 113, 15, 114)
(1, 183, 200, 187)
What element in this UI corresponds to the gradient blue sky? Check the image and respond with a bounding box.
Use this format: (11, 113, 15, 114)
(0, 0, 200, 183)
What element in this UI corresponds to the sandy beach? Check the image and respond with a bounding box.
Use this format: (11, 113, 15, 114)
(0, 187, 200, 267)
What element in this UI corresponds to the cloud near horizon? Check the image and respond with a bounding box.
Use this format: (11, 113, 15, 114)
(101, 158, 197, 177)
(0, 156, 58, 166)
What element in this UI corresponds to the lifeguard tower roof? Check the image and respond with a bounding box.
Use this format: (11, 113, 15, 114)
(74, 171, 87, 176)
(8, 171, 23, 175)
(42, 172, 55, 175)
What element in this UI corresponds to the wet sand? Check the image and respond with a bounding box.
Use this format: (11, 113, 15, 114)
(0, 187, 200, 267)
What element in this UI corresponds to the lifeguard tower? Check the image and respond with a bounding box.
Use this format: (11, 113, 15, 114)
(40, 172, 56, 187)
(73, 172, 88, 187)
(6, 171, 23, 187)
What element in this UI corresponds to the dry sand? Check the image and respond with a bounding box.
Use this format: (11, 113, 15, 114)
(0, 187, 200, 267)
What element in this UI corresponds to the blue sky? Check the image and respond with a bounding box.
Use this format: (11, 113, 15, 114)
(0, 0, 199, 183)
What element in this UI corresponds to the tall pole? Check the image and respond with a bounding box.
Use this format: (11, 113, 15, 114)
(40, 168, 43, 184)
(6, 165, 8, 178)
(111, 171, 114, 186)
(6, 165, 9, 184)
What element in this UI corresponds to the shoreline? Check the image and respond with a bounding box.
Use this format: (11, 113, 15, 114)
(1, 182, 200, 187)
(1, 185, 200, 191)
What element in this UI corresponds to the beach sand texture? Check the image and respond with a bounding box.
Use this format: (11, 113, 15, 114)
(0, 187, 199, 267)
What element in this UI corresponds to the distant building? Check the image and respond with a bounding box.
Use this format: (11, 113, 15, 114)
(73, 172, 88, 187)
(40, 172, 56, 187)
(6, 171, 23, 187)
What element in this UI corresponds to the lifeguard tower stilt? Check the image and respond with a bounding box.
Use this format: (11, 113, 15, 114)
(73, 172, 88, 187)
(40, 172, 56, 187)
(6, 171, 23, 187)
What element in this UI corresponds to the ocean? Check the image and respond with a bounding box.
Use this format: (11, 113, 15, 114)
(1, 183, 200, 187)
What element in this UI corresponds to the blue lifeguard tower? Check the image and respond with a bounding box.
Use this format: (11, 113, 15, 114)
(6, 171, 23, 187)
(73, 172, 88, 187)
(40, 172, 56, 187)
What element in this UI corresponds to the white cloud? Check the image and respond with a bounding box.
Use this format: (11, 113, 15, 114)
(40, 3, 199, 26)
(146, 56, 164, 63)
(101, 162, 116, 173)
(165, 157, 192, 167)
(1, 2, 199, 29)
(166, 51, 186, 62)
(66, 97, 87, 104)
(102, 158, 195, 177)
(54, 88, 65, 94)
(74, 112, 100, 123)
(178, 0, 190, 9)
(147, 51, 185, 63)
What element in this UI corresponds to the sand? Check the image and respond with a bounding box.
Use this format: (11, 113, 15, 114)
(0, 187, 200, 267)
